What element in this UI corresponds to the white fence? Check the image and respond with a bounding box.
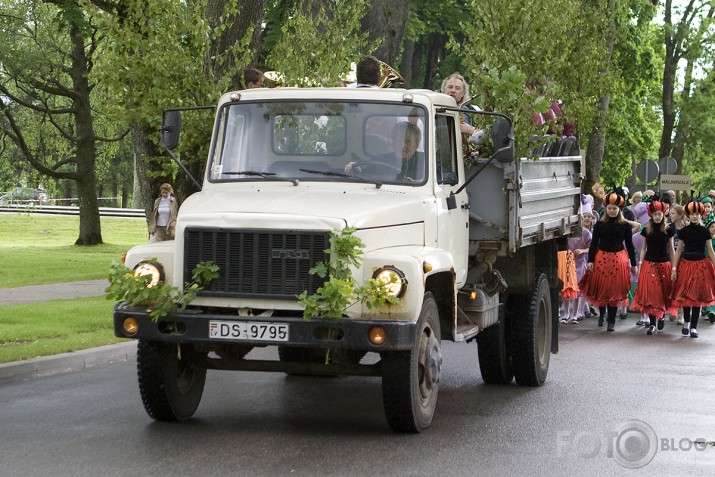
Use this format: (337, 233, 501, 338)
(0, 203, 145, 218)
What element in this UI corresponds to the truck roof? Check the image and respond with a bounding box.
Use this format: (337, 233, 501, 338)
(219, 87, 458, 109)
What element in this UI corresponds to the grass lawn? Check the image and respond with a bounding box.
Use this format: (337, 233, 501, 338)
(0, 214, 147, 288)
(0, 214, 146, 362)
(0, 296, 127, 363)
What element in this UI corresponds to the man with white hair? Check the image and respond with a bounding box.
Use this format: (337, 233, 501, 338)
(440, 73, 485, 145)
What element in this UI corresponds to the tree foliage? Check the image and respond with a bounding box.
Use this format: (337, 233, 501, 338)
(0, 0, 127, 244)
(1, 0, 714, 228)
(266, 0, 375, 86)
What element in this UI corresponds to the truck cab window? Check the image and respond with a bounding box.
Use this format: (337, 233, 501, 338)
(436, 115, 458, 185)
(208, 101, 427, 186)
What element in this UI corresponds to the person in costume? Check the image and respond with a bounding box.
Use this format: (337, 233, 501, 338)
(670, 200, 715, 338)
(669, 204, 688, 324)
(629, 196, 653, 325)
(701, 195, 713, 223)
(702, 215, 715, 324)
(579, 188, 638, 331)
(629, 196, 675, 335)
(558, 247, 580, 324)
(564, 195, 593, 322)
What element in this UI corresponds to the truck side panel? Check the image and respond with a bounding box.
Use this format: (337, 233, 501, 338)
(467, 154, 581, 256)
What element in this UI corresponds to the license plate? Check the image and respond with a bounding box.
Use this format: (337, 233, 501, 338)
(209, 320, 289, 342)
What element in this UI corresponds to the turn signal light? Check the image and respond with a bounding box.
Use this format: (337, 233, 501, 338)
(369, 326, 387, 346)
(123, 317, 139, 336)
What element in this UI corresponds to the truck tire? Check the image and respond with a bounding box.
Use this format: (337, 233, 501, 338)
(476, 317, 513, 385)
(137, 340, 206, 421)
(381, 292, 442, 433)
(509, 274, 552, 386)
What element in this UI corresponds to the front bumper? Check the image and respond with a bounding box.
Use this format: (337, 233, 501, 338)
(113, 302, 417, 351)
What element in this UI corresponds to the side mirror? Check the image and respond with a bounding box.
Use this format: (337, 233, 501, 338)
(162, 110, 181, 150)
(492, 118, 514, 163)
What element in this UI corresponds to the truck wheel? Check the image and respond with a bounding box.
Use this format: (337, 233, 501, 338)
(510, 274, 552, 386)
(476, 317, 513, 385)
(381, 292, 442, 433)
(137, 340, 206, 421)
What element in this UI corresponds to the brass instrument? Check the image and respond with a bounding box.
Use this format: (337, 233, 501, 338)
(377, 61, 405, 88)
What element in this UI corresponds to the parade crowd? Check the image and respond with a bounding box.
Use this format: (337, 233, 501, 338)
(559, 186, 715, 338)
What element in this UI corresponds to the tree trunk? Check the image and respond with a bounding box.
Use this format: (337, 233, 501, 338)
(585, 92, 610, 191)
(584, 0, 616, 191)
(422, 34, 446, 90)
(131, 123, 162, 227)
(670, 54, 695, 172)
(411, 39, 425, 89)
(205, 0, 266, 87)
(399, 39, 414, 86)
(69, 15, 102, 245)
(658, 55, 678, 164)
(361, 0, 409, 66)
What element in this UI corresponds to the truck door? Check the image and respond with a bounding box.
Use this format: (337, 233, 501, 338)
(434, 114, 469, 288)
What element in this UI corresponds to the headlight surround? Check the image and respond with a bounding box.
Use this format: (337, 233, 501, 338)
(373, 266, 407, 298)
(133, 261, 165, 288)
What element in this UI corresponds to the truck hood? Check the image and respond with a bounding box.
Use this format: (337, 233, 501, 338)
(179, 183, 429, 233)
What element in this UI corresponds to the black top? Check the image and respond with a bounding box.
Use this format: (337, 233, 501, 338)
(588, 219, 637, 266)
(678, 223, 711, 261)
(622, 206, 635, 222)
(641, 226, 674, 263)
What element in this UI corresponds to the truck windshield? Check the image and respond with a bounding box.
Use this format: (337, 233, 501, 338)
(209, 101, 428, 186)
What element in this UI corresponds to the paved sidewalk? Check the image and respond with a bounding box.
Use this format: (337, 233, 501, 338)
(0, 279, 108, 305)
(0, 280, 136, 383)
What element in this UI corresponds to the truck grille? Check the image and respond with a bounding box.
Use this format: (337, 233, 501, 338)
(184, 228, 329, 299)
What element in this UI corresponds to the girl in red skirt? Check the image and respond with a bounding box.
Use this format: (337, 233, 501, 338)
(579, 188, 638, 331)
(629, 197, 675, 335)
(670, 200, 715, 338)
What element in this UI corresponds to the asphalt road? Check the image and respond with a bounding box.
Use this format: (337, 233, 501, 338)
(1, 319, 713, 477)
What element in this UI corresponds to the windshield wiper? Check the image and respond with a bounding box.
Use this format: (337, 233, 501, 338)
(223, 170, 298, 186)
(299, 168, 382, 188)
(223, 170, 275, 177)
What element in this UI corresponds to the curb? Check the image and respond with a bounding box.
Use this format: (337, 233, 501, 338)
(0, 341, 137, 384)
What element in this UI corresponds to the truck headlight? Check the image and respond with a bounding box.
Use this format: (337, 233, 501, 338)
(373, 266, 407, 298)
(134, 261, 165, 288)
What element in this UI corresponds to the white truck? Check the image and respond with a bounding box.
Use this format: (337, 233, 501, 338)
(113, 87, 582, 433)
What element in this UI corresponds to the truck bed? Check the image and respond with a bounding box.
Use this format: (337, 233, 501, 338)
(467, 153, 582, 256)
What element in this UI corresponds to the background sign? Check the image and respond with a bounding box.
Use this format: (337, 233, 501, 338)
(660, 174, 691, 191)
(636, 159, 659, 183)
(659, 156, 678, 175)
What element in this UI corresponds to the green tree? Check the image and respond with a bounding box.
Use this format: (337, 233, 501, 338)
(89, 0, 263, 213)
(266, 0, 375, 87)
(659, 0, 715, 170)
(0, 0, 126, 245)
(454, 0, 591, 156)
(400, 0, 464, 89)
(598, 0, 662, 190)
